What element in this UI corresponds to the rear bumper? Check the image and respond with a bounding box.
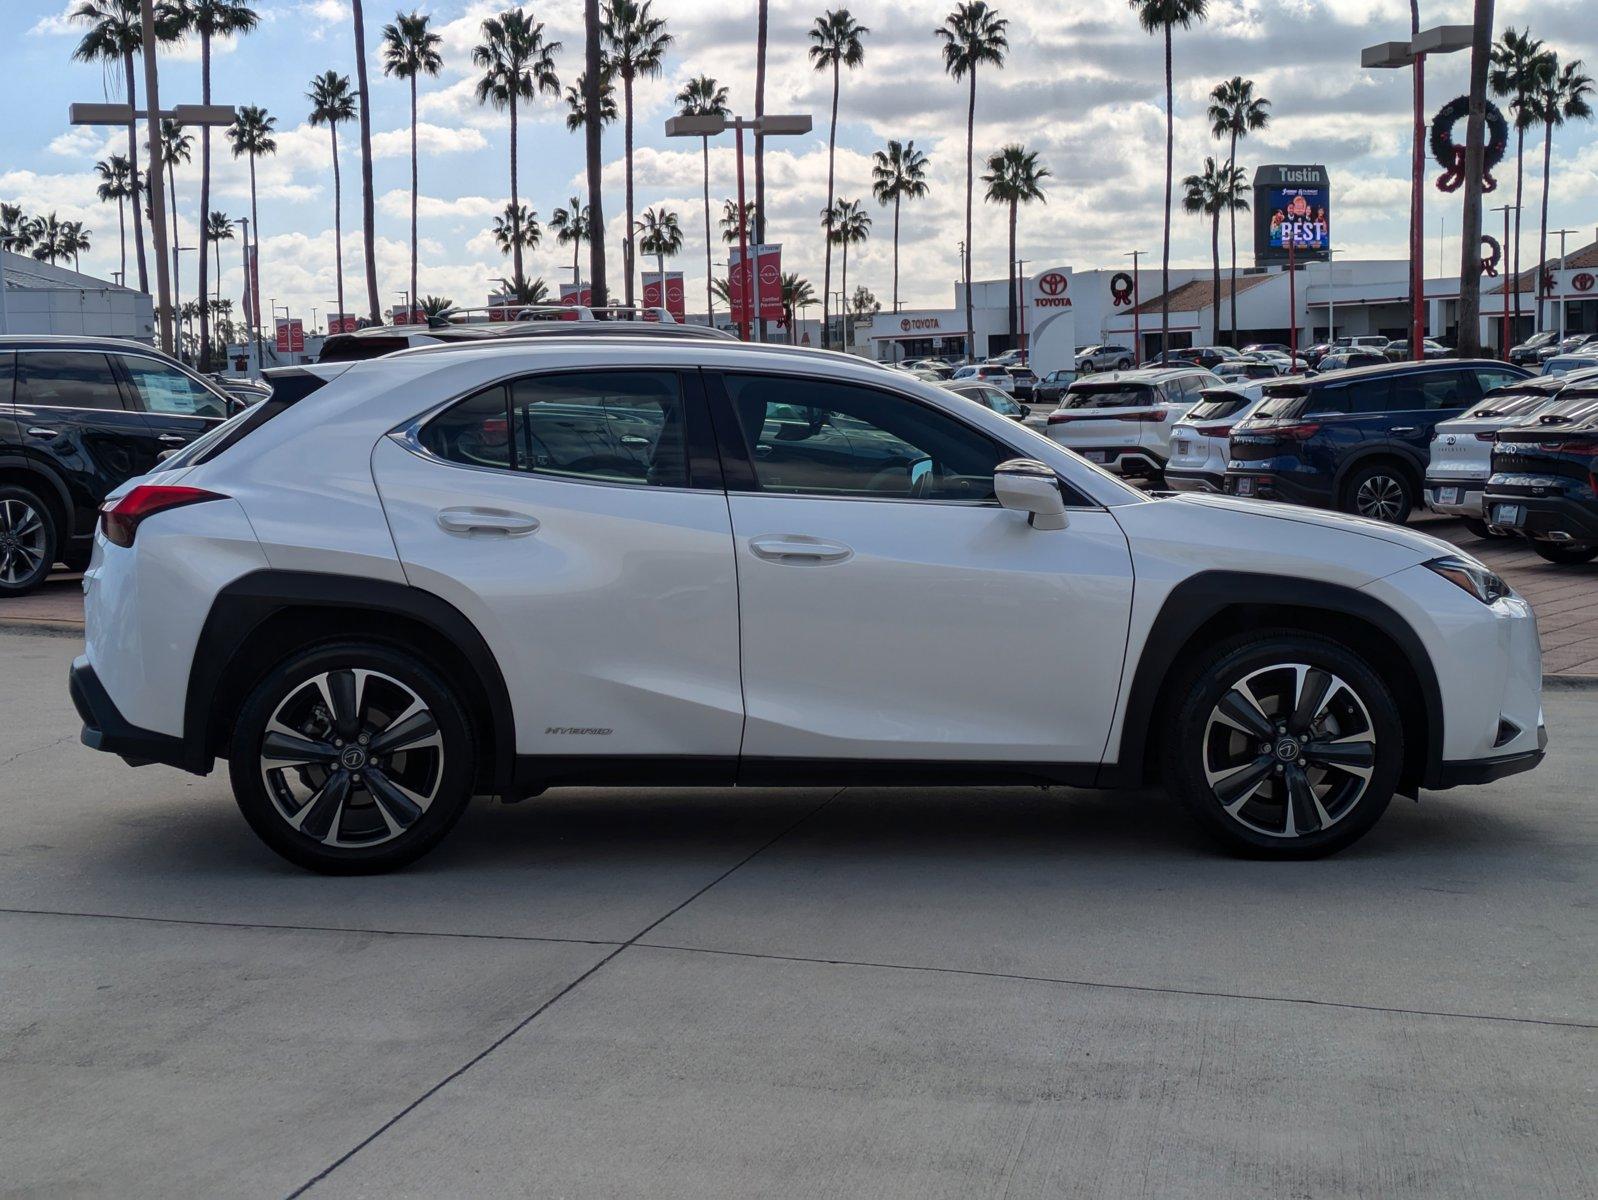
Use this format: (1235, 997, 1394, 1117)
(1432, 725, 1547, 789)
(1163, 467, 1225, 493)
(70, 656, 212, 774)
(1484, 491, 1598, 542)
(1221, 468, 1334, 509)
(1053, 444, 1165, 476)
(1424, 476, 1486, 518)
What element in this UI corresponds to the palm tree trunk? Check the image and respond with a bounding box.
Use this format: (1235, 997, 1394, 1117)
(351, 0, 380, 324)
(198, 31, 212, 369)
(331, 125, 345, 324)
(583, 0, 607, 308)
(1226, 128, 1238, 346)
(702, 136, 713, 323)
(1511, 124, 1525, 335)
(623, 70, 636, 307)
(248, 153, 262, 366)
(1160, 27, 1172, 364)
(1006, 200, 1017, 341)
(1454, 0, 1493, 358)
(1211, 206, 1221, 343)
(821, 60, 839, 349)
(117, 197, 127, 287)
(168, 160, 182, 348)
(841, 236, 849, 350)
(409, 74, 419, 322)
(123, 50, 149, 295)
(509, 96, 523, 282)
(1537, 123, 1551, 332)
(963, 69, 976, 362)
(892, 194, 901, 313)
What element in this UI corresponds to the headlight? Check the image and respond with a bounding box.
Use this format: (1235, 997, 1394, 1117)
(1424, 555, 1511, 604)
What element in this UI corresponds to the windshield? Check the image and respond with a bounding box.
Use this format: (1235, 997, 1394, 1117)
(1063, 384, 1157, 409)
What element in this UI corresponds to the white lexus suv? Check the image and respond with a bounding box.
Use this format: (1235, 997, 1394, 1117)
(71, 340, 1546, 873)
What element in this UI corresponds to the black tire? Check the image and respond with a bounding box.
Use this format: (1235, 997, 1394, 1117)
(228, 641, 477, 874)
(1341, 463, 1414, 524)
(0, 485, 59, 597)
(1162, 630, 1404, 859)
(1531, 541, 1598, 565)
(1115, 358, 1132, 370)
(1461, 518, 1508, 540)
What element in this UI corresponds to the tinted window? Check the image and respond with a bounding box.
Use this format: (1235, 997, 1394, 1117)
(986, 389, 1022, 416)
(723, 374, 1003, 501)
(1065, 384, 1156, 409)
(419, 385, 512, 470)
(121, 355, 228, 418)
(1391, 369, 1475, 411)
(510, 371, 687, 487)
(0, 352, 13, 404)
(14, 352, 124, 410)
(1472, 368, 1526, 396)
(1310, 379, 1393, 415)
(1188, 393, 1251, 421)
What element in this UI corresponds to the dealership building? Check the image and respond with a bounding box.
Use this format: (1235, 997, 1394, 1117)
(0, 250, 154, 340)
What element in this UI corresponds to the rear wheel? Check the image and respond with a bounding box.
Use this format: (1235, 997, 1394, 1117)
(1163, 632, 1403, 858)
(0, 486, 58, 597)
(229, 642, 477, 874)
(1531, 541, 1598, 565)
(1343, 464, 1414, 524)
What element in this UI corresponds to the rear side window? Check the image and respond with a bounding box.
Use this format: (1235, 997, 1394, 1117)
(1391, 369, 1476, 411)
(1064, 384, 1156, 409)
(1189, 394, 1251, 421)
(14, 352, 125, 410)
(119, 355, 229, 419)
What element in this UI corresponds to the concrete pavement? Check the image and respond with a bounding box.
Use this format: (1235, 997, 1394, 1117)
(0, 630, 1594, 1197)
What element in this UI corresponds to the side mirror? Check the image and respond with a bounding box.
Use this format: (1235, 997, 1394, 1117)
(994, 458, 1068, 530)
(1019, 404, 1033, 419)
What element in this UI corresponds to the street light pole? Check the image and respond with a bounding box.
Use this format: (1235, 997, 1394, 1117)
(1553, 228, 1575, 341)
(1490, 203, 1516, 356)
(1124, 250, 1144, 362)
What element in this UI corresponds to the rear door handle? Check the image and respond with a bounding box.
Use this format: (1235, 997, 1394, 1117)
(1388, 426, 1418, 434)
(436, 507, 540, 537)
(158, 434, 188, 445)
(27, 428, 60, 438)
(748, 534, 853, 564)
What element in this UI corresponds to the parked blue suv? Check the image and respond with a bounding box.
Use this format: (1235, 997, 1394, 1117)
(1222, 360, 1530, 523)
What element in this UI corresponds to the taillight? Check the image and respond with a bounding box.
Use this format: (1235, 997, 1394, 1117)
(1115, 409, 1168, 423)
(1046, 411, 1073, 424)
(100, 485, 226, 548)
(1543, 440, 1598, 456)
(1264, 422, 1321, 440)
(1474, 432, 1497, 442)
(1192, 424, 1234, 437)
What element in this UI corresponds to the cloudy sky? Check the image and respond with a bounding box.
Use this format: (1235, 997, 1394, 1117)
(5, 0, 1596, 322)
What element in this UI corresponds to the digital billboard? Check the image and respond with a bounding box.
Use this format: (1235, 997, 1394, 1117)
(1253, 165, 1331, 265)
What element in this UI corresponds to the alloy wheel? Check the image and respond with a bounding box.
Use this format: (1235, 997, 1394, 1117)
(259, 668, 445, 848)
(1354, 475, 1407, 522)
(0, 498, 48, 586)
(1201, 663, 1377, 840)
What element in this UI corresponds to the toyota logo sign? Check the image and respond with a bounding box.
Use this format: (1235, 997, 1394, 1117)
(1038, 272, 1068, 296)
(1574, 272, 1596, 293)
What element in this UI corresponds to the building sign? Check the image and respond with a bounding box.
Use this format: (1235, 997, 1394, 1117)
(641, 271, 686, 321)
(1034, 270, 1073, 308)
(899, 316, 942, 332)
(728, 243, 783, 323)
(1254, 164, 1331, 265)
(1574, 272, 1595, 294)
(391, 306, 426, 326)
(273, 317, 304, 354)
(326, 312, 358, 334)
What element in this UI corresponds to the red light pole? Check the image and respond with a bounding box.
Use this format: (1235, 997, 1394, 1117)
(1287, 233, 1297, 358)
(1124, 249, 1144, 362)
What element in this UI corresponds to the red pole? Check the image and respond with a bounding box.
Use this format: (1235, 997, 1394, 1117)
(1501, 204, 1511, 358)
(1411, 53, 1426, 361)
(1288, 234, 1297, 358)
(1131, 251, 1141, 363)
(734, 120, 751, 343)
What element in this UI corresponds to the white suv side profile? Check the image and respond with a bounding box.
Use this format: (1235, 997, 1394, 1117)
(1044, 367, 1215, 478)
(72, 340, 1545, 873)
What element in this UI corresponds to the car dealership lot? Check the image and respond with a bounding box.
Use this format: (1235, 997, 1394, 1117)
(1, 629, 1594, 1198)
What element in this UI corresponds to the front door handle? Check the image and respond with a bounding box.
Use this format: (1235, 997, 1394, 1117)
(158, 434, 188, 445)
(1388, 426, 1418, 434)
(436, 507, 540, 537)
(27, 427, 60, 439)
(748, 534, 853, 564)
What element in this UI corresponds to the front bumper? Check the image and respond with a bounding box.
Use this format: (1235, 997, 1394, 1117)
(70, 657, 212, 774)
(1433, 725, 1548, 788)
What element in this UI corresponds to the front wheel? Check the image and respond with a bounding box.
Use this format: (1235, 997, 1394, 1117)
(1163, 632, 1404, 858)
(229, 642, 477, 874)
(0, 486, 58, 597)
(1531, 541, 1598, 565)
(1343, 464, 1414, 524)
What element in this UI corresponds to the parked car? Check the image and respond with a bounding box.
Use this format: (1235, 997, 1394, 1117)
(1075, 344, 1135, 373)
(949, 363, 1017, 394)
(1224, 359, 1531, 523)
(1384, 338, 1453, 361)
(1314, 349, 1390, 373)
(1423, 371, 1598, 536)
(1508, 330, 1560, 366)
(1167, 346, 1243, 371)
(943, 379, 1030, 421)
(1032, 368, 1078, 406)
(1044, 367, 1215, 477)
(1245, 350, 1311, 375)
(984, 349, 1028, 368)
(1163, 382, 1270, 493)
(1212, 360, 1281, 383)
(1241, 343, 1292, 357)
(72, 339, 1545, 871)
(1485, 386, 1598, 563)
(1541, 348, 1598, 376)
(1334, 335, 1392, 353)
(1008, 365, 1039, 400)
(1301, 343, 1335, 369)
(209, 375, 272, 405)
(0, 335, 244, 595)
(1534, 332, 1598, 364)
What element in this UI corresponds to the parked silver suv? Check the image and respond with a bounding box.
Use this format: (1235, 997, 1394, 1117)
(1075, 344, 1135, 373)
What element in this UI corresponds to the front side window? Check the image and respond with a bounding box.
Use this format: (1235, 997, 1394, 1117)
(986, 389, 1022, 416)
(1391, 369, 1475, 411)
(418, 371, 688, 488)
(0, 352, 14, 404)
(120, 356, 229, 419)
(14, 352, 124, 410)
(723, 373, 1003, 501)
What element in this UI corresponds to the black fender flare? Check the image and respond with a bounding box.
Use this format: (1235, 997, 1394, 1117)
(1101, 571, 1444, 790)
(0, 453, 75, 524)
(187, 570, 517, 793)
(1332, 446, 1425, 499)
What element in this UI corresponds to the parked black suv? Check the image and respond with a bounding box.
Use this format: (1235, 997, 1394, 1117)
(1224, 359, 1530, 523)
(1484, 387, 1598, 564)
(0, 336, 239, 595)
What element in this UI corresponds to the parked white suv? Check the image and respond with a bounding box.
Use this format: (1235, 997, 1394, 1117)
(72, 340, 1545, 872)
(1165, 382, 1270, 492)
(1044, 368, 1215, 478)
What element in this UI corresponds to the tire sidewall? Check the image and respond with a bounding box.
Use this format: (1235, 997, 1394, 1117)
(1165, 632, 1404, 858)
(0, 484, 59, 596)
(1344, 464, 1414, 525)
(229, 641, 477, 874)
(1531, 541, 1598, 565)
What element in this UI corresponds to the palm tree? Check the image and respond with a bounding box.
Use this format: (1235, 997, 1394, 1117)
(205, 209, 232, 360)
(1182, 156, 1248, 342)
(809, 8, 869, 350)
(27, 213, 69, 264)
(870, 140, 930, 314)
(676, 74, 729, 324)
(550, 197, 591, 288)
(602, 0, 672, 308)
(227, 105, 275, 364)
(1206, 76, 1269, 346)
(827, 198, 871, 348)
(936, 2, 1007, 362)
(63, 222, 93, 272)
(474, 9, 561, 286)
(504, 274, 550, 305)
(719, 199, 757, 244)
(1130, 0, 1208, 363)
(710, 275, 732, 309)
(492, 203, 540, 259)
(583, 0, 608, 309)
(159, 119, 193, 333)
(71, 0, 150, 293)
(1532, 58, 1591, 329)
(418, 294, 453, 317)
(1490, 29, 1553, 335)
(0, 205, 33, 254)
(636, 206, 683, 307)
(563, 70, 617, 131)
(95, 155, 134, 284)
(382, 11, 444, 330)
(982, 144, 1049, 344)
(158, 0, 259, 367)
(308, 70, 357, 327)
(781, 271, 816, 337)
(349, 0, 380, 322)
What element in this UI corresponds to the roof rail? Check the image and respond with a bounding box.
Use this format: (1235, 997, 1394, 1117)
(432, 302, 680, 328)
